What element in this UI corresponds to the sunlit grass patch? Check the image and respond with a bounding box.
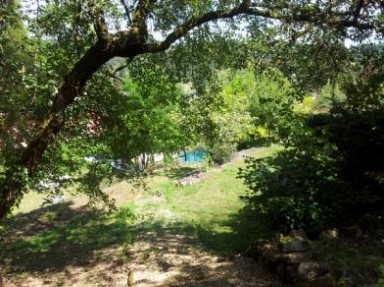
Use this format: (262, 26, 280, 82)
(3, 145, 280, 281)
(4, 203, 137, 273)
(315, 237, 384, 285)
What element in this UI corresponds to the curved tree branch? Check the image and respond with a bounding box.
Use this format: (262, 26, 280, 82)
(1, 0, 383, 220)
(86, 0, 109, 40)
(148, 1, 382, 54)
(146, 4, 265, 53)
(119, 0, 133, 24)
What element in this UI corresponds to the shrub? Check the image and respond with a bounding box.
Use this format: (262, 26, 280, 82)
(238, 139, 350, 232)
(239, 56, 384, 233)
(210, 141, 237, 164)
(238, 112, 384, 232)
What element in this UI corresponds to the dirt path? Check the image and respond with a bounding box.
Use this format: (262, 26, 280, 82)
(119, 147, 280, 286)
(3, 217, 280, 287)
(231, 147, 262, 161)
(3, 147, 281, 287)
(124, 223, 280, 287)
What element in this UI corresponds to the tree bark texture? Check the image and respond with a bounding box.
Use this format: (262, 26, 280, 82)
(0, 0, 381, 220)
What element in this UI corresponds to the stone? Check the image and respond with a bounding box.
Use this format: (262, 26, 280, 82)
(306, 230, 322, 240)
(320, 228, 340, 239)
(340, 226, 363, 239)
(246, 240, 279, 261)
(288, 228, 308, 241)
(297, 261, 330, 281)
(282, 240, 311, 253)
(278, 251, 314, 264)
(297, 273, 337, 287)
(271, 252, 318, 283)
(275, 261, 297, 283)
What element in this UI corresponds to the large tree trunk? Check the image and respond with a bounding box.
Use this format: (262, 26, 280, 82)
(1, 0, 364, 220)
(0, 35, 144, 219)
(0, 0, 279, 219)
(0, 25, 152, 220)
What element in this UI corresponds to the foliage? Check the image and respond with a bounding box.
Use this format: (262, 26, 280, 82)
(375, 264, 384, 287)
(0, 0, 32, 159)
(324, 45, 384, 215)
(239, 112, 384, 231)
(238, 121, 347, 231)
(275, 37, 350, 90)
(247, 68, 298, 143)
(1, 0, 383, 218)
(210, 142, 237, 164)
(205, 69, 255, 162)
(313, 80, 346, 110)
(342, 44, 384, 111)
(329, 110, 384, 201)
(233, 25, 352, 92)
(315, 237, 384, 286)
(239, 46, 384, 232)
(195, 67, 297, 163)
(103, 56, 188, 168)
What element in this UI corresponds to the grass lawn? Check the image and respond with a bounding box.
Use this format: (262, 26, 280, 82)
(1, 146, 279, 282)
(141, 147, 281, 254)
(1, 145, 383, 286)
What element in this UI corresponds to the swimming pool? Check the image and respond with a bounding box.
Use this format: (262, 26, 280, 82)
(178, 149, 207, 164)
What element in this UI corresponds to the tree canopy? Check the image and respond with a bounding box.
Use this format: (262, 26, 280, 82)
(0, 0, 383, 219)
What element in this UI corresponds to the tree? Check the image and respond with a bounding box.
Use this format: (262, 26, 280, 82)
(104, 56, 189, 168)
(248, 68, 298, 143)
(205, 69, 256, 163)
(0, 0, 382, 219)
(238, 43, 384, 232)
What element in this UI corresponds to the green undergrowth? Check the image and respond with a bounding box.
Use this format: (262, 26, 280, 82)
(2, 146, 278, 276)
(0, 145, 284, 282)
(138, 146, 280, 255)
(315, 237, 384, 285)
(3, 145, 382, 283)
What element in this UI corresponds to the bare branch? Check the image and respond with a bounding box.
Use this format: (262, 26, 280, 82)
(86, 1, 109, 40)
(132, 0, 156, 28)
(147, 4, 259, 53)
(147, 1, 382, 53)
(112, 58, 134, 76)
(353, 0, 365, 23)
(119, 0, 132, 24)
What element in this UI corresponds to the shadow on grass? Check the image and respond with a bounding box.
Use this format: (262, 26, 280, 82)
(2, 202, 136, 272)
(2, 201, 275, 282)
(116, 218, 279, 287)
(192, 208, 276, 256)
(162, 166, 200, 180)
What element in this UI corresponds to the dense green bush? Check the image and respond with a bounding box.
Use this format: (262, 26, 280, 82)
(239, 106, 384, 232)
(313, 81, 346, 110)
(329, 110, 384, 202)
(239, 46, 384, 233)
(210, 141, 237, 165)
(238, 121, 351, 232)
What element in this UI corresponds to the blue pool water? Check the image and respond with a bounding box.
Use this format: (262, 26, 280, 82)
(179, 149, 207, 164)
